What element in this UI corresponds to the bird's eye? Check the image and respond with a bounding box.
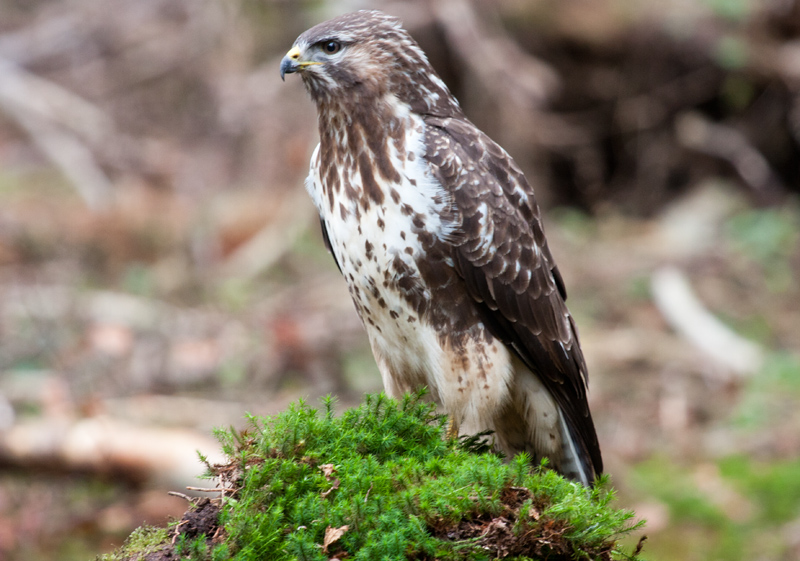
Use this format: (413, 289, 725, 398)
(321, 40, 341, 54)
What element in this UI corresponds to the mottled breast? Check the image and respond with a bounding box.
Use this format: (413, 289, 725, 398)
(305, 95, 460, 384)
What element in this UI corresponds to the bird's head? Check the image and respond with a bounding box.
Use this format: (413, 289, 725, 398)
(280, 10, 459, 116)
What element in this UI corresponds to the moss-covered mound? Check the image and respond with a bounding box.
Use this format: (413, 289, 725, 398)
(100, 392, 643, 560)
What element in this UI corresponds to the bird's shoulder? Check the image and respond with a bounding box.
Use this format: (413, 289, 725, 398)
(420, 115, 561, 299)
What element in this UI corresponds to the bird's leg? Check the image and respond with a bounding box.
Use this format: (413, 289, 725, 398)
(445, 417, 460, 440)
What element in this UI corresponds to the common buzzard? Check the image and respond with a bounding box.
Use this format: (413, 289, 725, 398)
(281, 10, 602, 485)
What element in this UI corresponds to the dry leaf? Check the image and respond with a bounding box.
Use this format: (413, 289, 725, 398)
(529, 506, 540, 520)
(322, 524, 349, 553)
(320, 463, 336, 479)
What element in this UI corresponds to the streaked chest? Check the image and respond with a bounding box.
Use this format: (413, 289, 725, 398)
(305, 103, 456, 352)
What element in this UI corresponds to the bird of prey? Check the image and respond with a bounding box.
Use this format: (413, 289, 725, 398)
(280, 10, 602, 485)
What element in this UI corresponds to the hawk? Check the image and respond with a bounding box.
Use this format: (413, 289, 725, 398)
(281, 10, 602, 485)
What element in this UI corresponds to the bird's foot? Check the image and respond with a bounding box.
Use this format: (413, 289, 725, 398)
(445, 418, 460, 440)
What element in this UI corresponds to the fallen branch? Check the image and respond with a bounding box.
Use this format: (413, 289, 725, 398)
(650, 266, 764, 379)
(0, 415, 225, 489)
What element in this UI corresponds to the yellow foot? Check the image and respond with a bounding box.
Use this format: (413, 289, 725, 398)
(445, 418, 459, 440)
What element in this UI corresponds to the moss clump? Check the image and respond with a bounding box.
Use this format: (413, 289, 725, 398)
(101, 391, 643, 560)
(98, 525, 170, 560)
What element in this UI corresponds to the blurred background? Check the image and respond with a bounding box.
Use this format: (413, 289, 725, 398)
(0, 0, 798, 559)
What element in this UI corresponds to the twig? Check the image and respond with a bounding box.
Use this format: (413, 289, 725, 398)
(0, 57, 114, 210)
(0, 14, 87, 66)
(432, 0, 559, 108)
(429, 0, 590, 153)
(675, 111, 785, 203)
(172, 520, 187, 544)
(634, 535, 648, 556)
(168, 491, 195, 502)
(218, 188, 316, 280)
(650, 266, 764, 378)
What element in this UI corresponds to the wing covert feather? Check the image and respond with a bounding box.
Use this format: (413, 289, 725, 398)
(424, 116, 602, 477)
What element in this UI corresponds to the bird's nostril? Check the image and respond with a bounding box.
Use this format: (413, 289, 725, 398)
(287, 46, 301, 61)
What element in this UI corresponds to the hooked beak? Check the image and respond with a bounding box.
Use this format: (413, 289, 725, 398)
(280, 46, 301, 81)
(280, 45, 322, 81)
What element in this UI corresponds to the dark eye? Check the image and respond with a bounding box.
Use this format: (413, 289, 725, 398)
(321, 40, 341, 54)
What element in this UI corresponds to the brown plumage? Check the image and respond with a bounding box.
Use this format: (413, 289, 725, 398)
(281, 10, 602, 485)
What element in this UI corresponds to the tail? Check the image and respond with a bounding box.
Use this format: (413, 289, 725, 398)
(557, 410, 600, 486)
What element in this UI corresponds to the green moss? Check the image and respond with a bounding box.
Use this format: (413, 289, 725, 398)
(97, 526, 170, 560)
(735, 352, 800, 429)
(631, 452, 800, 561)
(175, 533, 212, 560)
(724, 203, 800, 293)
(103, 391, 643, 560)
(631, 457, 728, 527)
(718, 455, 800, 523)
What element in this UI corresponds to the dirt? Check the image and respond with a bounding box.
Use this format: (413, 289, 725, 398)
(117, 499, 222, 561)
(425, 486, 614, 560)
